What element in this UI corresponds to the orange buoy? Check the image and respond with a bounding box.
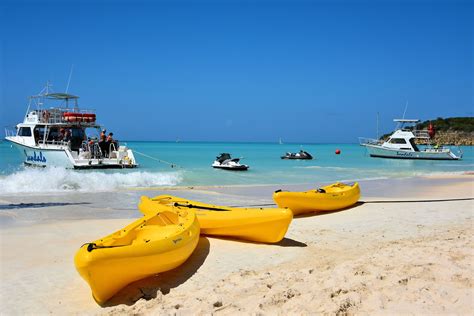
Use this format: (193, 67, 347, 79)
(335, 149, 341, 155)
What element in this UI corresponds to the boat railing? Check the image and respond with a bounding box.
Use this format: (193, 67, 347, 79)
(35, 108, 97, 124)
(413, 130, 430, 139)
(455, 147, 464, 159)
(81, 141, 105, 159)
(358, 137, 382, 146)
(109, 142, 118, 153)
(4, 126, 16, 137)
(423, 146, 449, 153)
(37, 139, 70, 148)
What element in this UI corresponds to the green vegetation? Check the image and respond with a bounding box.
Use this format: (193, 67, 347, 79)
(415, 117, 474, 133)
(379, 117, 474, 140)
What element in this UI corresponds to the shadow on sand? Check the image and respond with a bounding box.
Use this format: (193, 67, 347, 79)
(103, 236, 211, 307)
(275, 237, 307, 247)
(294, 202, 363, 219)
(196, 235, 307, 247)
(0, 202, 91, 210)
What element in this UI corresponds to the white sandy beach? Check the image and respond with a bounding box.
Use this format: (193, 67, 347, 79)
(0, 175, 473, 315)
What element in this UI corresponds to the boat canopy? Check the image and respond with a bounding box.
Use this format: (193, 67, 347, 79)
(44, 93, 79, 100)
(393, 119, 420, 123)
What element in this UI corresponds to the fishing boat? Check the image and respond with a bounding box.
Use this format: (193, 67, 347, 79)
(74, 205, 200, 304)
(273, 182, 360, 215)
(281, 150, 313, 160)
(4, 83, 138, 168)
(212, 153, 249, 171)
(359, 119, 462, 160)
(139, 195, 293, 243)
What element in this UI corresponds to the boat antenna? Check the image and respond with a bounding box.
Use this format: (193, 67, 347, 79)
(402, 100, 408, 119)
(65, 64, 74, 93)
(45, 81, 51, 95)
(396, 100, 409, 129)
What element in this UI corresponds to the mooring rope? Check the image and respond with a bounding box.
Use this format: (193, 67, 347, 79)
(228, 197, 474, 208)
(133, 150, 182, 169)
(359, 197, 474, 204)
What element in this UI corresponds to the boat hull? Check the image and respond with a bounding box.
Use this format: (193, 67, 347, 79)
(6, 139, 138, 169)
(8, 141, 73, 168)
(74, 208, 200, 304)
(273, 182, 360, 215)
(281, 156, 312, 160)
(363, 144, 460, 160)
(212, 165, 249, 171)
(139, 195, 293, 243)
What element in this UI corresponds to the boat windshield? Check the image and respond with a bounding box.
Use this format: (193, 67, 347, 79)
(217, 153, 231, 163)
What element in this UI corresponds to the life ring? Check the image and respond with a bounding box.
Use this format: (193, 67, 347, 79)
(63, 112, 72, 122)
(83, 113, 96, 123)
(63, 112, 83, 122)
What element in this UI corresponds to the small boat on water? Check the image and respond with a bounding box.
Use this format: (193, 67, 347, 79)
(273, 182, 360, 215)
(212, 153, 249, 171)
(4, 83, 138, 169)
(139, 195, 293, 243)
(281, 150, 313, 160)
(74, 205, 200, 304)
(359, 119, 462, 160)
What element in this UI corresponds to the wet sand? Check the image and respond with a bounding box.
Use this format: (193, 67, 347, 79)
(0, 175, 473, 314)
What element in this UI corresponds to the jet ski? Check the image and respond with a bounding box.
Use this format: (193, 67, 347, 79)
(212, 153, 249, 171)
(281, 150, 313, 160)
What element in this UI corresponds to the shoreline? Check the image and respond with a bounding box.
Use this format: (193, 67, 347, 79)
(0, 170, 472, 194)
(0, 174, 473, 314)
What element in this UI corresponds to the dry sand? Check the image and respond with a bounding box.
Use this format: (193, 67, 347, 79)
(0, 175, 473, 315)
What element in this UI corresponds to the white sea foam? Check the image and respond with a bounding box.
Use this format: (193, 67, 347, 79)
(0, 167, 182, 194)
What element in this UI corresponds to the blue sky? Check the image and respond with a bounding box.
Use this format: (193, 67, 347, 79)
(1, 0, 472, 142)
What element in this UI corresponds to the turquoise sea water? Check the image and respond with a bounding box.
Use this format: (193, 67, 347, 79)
(0, 140, 472, 194)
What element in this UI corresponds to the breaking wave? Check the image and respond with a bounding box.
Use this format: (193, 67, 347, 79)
(0, 167, 183, 194)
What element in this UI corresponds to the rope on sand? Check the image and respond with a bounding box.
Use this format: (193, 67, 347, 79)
(360, 197, 474, 204)
(228, 197, 474, 208)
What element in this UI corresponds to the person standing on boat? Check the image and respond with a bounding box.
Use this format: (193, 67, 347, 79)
(64, 129, 71, 142)
(106, 132, 118, 154)
(58, 128, 66, 141)
(88, 138, 95, 158)
(99, 129, 107, 157)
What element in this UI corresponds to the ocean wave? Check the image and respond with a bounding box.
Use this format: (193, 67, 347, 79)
(0, 167, 182, 194)
(434, 164, 474, 168)
(294, 166, 356, 171)
(338, 176, 389, 182)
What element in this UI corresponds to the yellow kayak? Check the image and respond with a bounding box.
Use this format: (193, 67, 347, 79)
(273, 182, 360, 215)
(139, 195, 293, 243)
(74, 207, 200, 304)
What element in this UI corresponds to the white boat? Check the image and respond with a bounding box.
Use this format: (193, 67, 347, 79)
(212, 153, 249, 171)
(4, 83, 138, 169)
(359, 119, 462, 160)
